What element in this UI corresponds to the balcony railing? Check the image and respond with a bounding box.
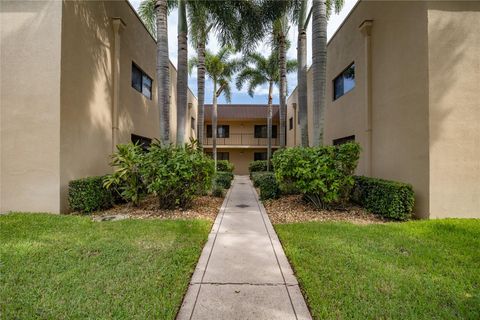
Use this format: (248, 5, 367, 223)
(203, 133, 278, 146)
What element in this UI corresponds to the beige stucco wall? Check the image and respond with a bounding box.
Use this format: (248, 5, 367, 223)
(287, 1, 432, 217)
(1, 0, 63, 213)
(427, 1, 480, 218)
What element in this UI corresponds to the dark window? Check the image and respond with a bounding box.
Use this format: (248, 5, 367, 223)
(131, 134, 152, 151)
(254, 125, 277, 138)
(191, 117, 195, 130)
(333, 135, 355, 146)
(333, 63, 355, 100)
(132, 62, 153, 99)
(207, 125, 230, 138)
(206, 152, 229, 161)
(254, 152, 268, 161)
(289, 117, 293, 130)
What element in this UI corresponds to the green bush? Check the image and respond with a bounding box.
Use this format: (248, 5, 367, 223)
(254, 172, 280, 200)
(272, 143, 361, 208)
(351, 176, 414, 220)
(211, 184, 225, 197)
(142, 143, 214, 209)
(214, 171, 234, 189)
(216, 160, 234, 173)
(251, 171, 270, 188)
(68, 176, 114, 213)
(104, 143, 145, 206)
(248, 160, 271, 176)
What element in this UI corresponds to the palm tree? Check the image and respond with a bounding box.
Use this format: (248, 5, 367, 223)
(190, 48, 238, 171)
(138, 0, 173, 144)
(297, 0, 312, 147)
(236, 51, 297, 171)
(176, 0, 188, 145)
(188, 1, 212, 150)
(312, 0, 344, 146)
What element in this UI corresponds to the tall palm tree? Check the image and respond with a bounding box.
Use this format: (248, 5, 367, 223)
(176, 0, 188, 145)
(190, 48, 238, 171)
(188, 1, 212, 150)
(236, 51, 297, 171)
(297, 0, 312, 147)
(139, 0, 175, 144)
(312, 0, 344, 146)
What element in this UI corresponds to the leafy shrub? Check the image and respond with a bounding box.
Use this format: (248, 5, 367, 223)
(272, 143, 361, 208)
(248, 160, 271, 176)
(217, 160, 235, 173)
(104, 143, 145, 206)
(254, 172, 280, 200)
(351, 176, 414, 220)
(69, 176, 113, 213)
(214, 171, 234, 189)
(251, 172, 270, 188)
(211, 184, 225, 197)
(142, 143, 214, 209)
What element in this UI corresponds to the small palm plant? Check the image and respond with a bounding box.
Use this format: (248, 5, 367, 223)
(189, 47, 239, 171)
(236, 51, 296, 171)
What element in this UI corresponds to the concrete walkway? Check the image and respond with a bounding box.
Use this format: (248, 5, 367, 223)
(177, 176, 312, 320)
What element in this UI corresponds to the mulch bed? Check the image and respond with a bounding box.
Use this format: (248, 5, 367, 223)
(263, 194, 388, 224)
(92, 195, 224, 221)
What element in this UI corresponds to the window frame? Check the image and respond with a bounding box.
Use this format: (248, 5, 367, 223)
(254, 152, 268, 161)
(333, 62, 355, 101)
(206, 125, 230, 138)
(131, 62, 153, 100)
(333, 135, 355, 146)
(254, 125, 278, 138)
(289, 117, 293, 131)
(131, 134, 152, 151)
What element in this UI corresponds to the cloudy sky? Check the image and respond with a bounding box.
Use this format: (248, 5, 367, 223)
(128, 0, 358, 104)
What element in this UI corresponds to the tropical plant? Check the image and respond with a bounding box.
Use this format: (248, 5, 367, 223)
(103, 143, 145, 206)
(236, 51, 296, 171)
(189, 47, 238, 171)
(312, 0, 345, 146)
(141, 142, 214, 209)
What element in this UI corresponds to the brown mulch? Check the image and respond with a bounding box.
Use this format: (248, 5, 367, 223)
(93, 195, 224, 221)
(263, 195, 388, 225)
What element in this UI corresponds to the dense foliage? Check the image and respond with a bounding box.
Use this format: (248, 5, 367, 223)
(68, 176, 114, 213)
(351, 176, 414, 220)
(142, 143, 214, 209)
(214, 171, 234, 189)
(103, 143, 145, 206)
(253, 172, 280, 200)
(272, 143, 361, 208)
(248, 160, 270, 176)
(216, 160, 235, 173)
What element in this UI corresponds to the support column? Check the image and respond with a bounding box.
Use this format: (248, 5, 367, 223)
(112, 18, 126, 152)
(359, 20, 373, 176)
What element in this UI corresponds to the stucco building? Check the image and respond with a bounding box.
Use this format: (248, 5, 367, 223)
(204, 104, 279, 175)
(286, 0, 480, 218)
(1, 0, 198, 213)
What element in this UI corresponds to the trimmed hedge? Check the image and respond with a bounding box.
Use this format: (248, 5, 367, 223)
(217, 160, 234, 173)
(248, 160, 271, 176)
(351, 176, 414, 220)
(68, 176, 114, 213)
(214, 171, 234, 189)
(251, 172, 280, 200)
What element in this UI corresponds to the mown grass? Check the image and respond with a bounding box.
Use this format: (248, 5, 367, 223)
(275, 219, 480, 319)
(0, 213, 211, 319)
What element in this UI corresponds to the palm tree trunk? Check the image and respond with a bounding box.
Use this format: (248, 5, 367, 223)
(156, 0, 170, 144)
(212, 80, 218, 172)
(176, 0, 188, 145)
(312, 0, 327, 146)
(267, 81, 273, 172)
(196, 40, 206, 150)
(298, 0, 309, 147)
(278, 29, 287, 148)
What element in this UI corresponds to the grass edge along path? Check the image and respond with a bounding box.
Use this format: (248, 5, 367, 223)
(0, 213, 212, 319)
(275, 219, 480, 319)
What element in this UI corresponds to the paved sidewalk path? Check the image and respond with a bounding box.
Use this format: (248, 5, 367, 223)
(177, 176, 312, 320)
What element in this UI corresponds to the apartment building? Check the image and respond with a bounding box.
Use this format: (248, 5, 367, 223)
(287, 0, 480, 219)
(204, 104, 279, 175)
(1, 0, 198, 213)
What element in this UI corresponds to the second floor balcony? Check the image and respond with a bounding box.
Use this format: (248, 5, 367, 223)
(203, 133, 279, 147)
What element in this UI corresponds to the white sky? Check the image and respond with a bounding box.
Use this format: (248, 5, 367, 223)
(128, 0, 358, 103)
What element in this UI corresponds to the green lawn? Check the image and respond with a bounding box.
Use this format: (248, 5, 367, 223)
(275, 219, 480, 319)
(0, 213, 211, 319)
